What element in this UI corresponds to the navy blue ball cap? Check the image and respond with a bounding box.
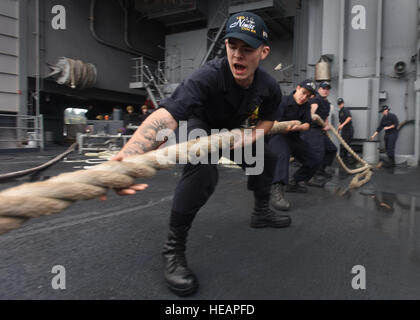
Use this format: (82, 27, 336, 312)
(319, 81, 331, 89)
(379, 105, 390, 113)
(223, 12, 269, 49)
(298, 79, 317, 95)
(337, 98, 344, 105)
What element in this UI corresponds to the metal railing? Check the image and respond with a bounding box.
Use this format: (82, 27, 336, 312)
(132, 56, 145, 85)
(156, 60, 168, 87)
(0, 114, 44, 150)
(131, 57, 164, 97)
(131, 57, 168, 108)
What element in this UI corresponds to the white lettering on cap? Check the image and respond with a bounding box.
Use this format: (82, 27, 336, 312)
(230, 16, 256, 32)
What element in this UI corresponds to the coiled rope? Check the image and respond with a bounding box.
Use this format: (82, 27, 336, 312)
(0, 121, 297, 235)
(46, 57, 97, 89)
(311, 114, 373, 194)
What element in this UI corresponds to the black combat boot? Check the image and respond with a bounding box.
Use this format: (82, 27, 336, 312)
(162, 225, 198, 296)
(316, 167, 333, 179)
(285, 179, 308, 193)
(389, 156, 396, 167)
(270, 183, 291, 211)
(306, 176, 326, 188)
(250, 195, 291, 228)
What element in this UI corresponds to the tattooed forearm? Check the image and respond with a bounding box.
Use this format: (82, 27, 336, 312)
(118, 108, 178, 158)
(143, 119, 171, 134)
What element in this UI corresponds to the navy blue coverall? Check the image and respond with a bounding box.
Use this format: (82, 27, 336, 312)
(268, 92, 319, 184)
(338, 107, 354, 158)
(159, 57, 281, 227)
(306, 94, 338, 170)
(377, 112, 399, 160)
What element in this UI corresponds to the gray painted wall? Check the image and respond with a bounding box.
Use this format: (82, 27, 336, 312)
(165, 29, 207, 83)
(164, 30, 294, 95)
(292, 0, 309, 84)
(25, 0, 165, 96)
(261, 38, 294, 95)
(0, 0, 19, 113)
(306, 0, 323, 75)
(380, 0, 418, 156)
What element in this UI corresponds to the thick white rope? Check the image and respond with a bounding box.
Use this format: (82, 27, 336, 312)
(0, 121, 297, 235)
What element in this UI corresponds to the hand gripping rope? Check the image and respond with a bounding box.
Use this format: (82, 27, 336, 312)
(0, 121, 297, 235)
(0, 119, 371, 235)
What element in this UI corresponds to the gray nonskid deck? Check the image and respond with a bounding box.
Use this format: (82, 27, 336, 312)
(0, 147, 420, 299)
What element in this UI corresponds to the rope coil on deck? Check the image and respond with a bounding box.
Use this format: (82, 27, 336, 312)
(311, 114, 373, 193)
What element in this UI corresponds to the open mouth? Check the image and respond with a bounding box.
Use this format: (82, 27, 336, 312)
(234, 63, 247, 74)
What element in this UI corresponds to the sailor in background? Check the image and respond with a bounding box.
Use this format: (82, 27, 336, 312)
(370, 105, 399, 167)
(337, 98, 354, 164)
(306, 81, 338, 179)
(269, 79, 320, 205)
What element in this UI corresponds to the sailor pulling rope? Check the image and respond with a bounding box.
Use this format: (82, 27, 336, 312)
(311, 113, 373, 194)
(0, 121, 298, 235)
